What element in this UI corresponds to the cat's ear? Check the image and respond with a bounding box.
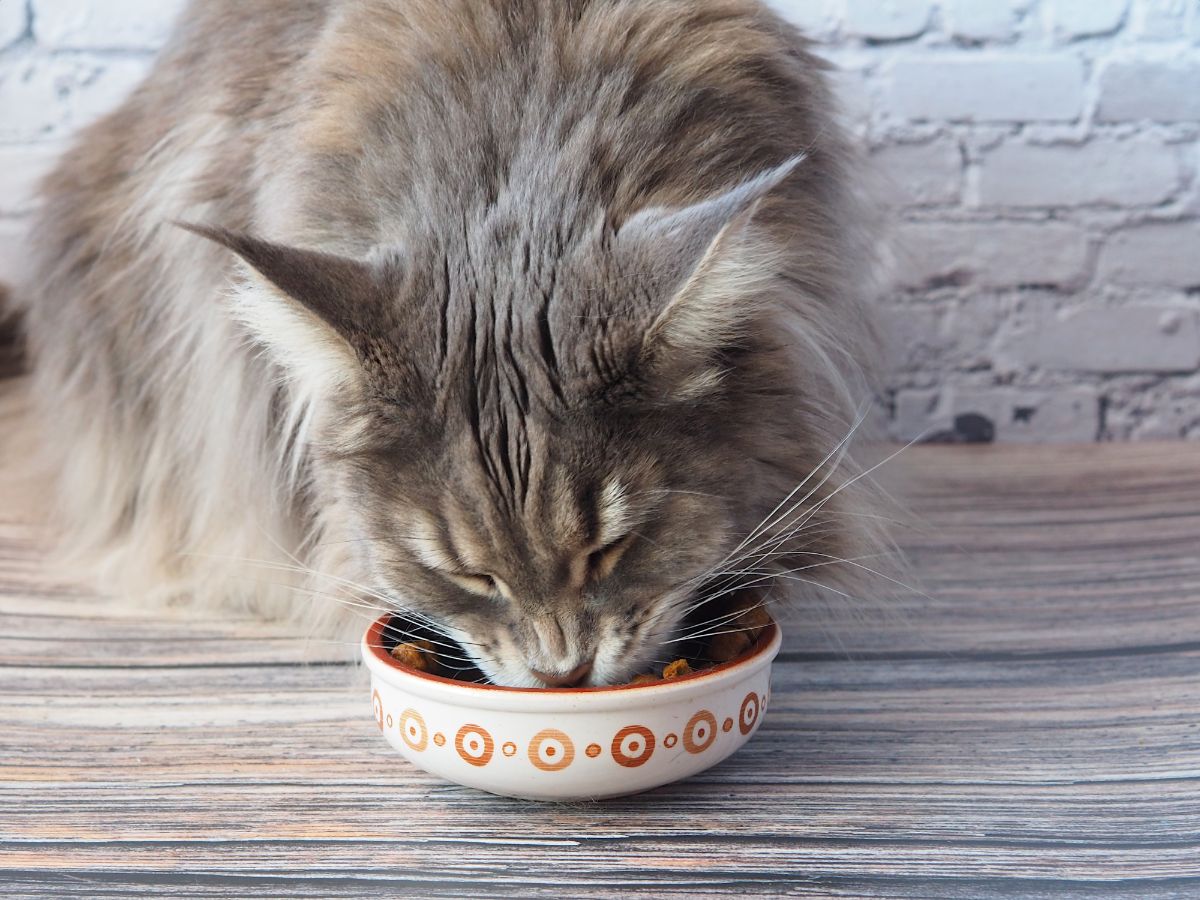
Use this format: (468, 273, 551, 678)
(179, 224, 399, 340)
(617, 156, 802, 394)
(179, 223, 400, 392)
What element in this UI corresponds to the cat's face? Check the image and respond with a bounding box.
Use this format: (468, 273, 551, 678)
(349, 403, 736, 686)
(194, 157, 802, 686)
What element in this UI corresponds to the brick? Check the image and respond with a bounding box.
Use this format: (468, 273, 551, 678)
(885, 56, 1086, 122)
(1051, 0, 1129, 40)
(892, 388, 940, 440)
(844, 0, 933, 40)
(0, 142, 65, 216)
(945, 0, 1022, 42)
(0, 54, 149, 141)
(896, 221, 1091, 290)
(893, 386, 1100, 443)
(877, 305, 945, 372)
(978, 138, 1182, 207)
(873, 138, 962, 206)
(0, 0, 28, 49)
(1134, 0, 1192, 39)
(1098, 221, 1200, 288)
(1101, 375, 1200, 439)
(1131, 380, 1200, 439)
(764, 0, 839, 38)
(1097, 59, 1200, 122)
(1010, 306, 1200, 373)
(879, 299, 1007, 375)
(33, 0, 188, 50)
(1133, 406, 1200, 440)
(828, 66, 873, 136)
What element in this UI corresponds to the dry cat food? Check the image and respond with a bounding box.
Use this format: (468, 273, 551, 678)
(623, 599, 772, 684)
(661, 658, 694, 679)
(385, 593, 772, 687)
(390, 639, 438, 674)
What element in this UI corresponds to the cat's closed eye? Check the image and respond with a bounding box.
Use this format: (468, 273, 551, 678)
(446, 571, 505, 598)
(586, 533, 635, 582)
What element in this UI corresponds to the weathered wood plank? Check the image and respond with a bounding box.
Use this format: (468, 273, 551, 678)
(0, 873, 1194, 900)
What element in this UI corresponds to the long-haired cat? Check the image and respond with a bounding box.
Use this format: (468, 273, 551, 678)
(10, 0, 882, 687)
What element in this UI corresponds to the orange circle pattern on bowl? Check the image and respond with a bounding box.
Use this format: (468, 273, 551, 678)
(738, 690, 760, 736)
(610, 725, 656, 768)
(455, 724, 495, 767)
(682, 710, 718, 754)
(374, 690, 771, 773)
(399, 708, 428, 752)
(528, 728, 575, 771)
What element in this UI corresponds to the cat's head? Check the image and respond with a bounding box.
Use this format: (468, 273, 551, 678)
(188, 158, 808, 686)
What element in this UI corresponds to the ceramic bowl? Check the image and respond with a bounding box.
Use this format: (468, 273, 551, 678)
(361, 614, 782, 801)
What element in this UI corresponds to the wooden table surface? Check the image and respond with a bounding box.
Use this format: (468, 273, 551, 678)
(2, 373, 1199, 897)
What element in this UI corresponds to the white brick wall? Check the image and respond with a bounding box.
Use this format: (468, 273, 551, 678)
(0, 0, 1198, 441)
(812, 0, 1200, 442)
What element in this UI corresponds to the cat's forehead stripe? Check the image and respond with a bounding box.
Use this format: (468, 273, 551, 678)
(596, 479, 633, 546)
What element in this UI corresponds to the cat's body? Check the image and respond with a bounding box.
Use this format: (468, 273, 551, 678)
(13, 0, 881, 686)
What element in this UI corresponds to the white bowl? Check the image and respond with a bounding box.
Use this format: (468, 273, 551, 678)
(361, 614, 782, 801)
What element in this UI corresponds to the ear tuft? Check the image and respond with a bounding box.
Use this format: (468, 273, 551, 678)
(177, 223, 396, 342)
(178, 224, 407, 398)
(615, 156, 802, 390)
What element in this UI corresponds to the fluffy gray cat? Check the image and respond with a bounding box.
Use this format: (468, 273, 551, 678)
(11, 0, 882, 686)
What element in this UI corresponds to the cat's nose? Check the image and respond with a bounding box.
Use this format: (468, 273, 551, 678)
(530, 660, 593, 688)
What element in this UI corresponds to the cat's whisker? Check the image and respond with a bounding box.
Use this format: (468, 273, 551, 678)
(713, 403, 871, 567)
(191, 550, 487, 653)
(670, 605, 772, 644)
(218, 568, 393, 618)
(701, 525, 845, 585)
(691, 431, 925, 600)
(317, 639, 481, 668)
(243, 530, 401, 608)
(662, 621, 770, 646)
(666, 450, 856, 599)
(669, 549, 890, 626)
(788, 551, 933, 603)
(736, 413, 893, 557)
(673, 527, 860, 607)
(211, 552, 458, 635)
(260, 584, 481, 660)
(628, 530, 665, 549)
(731, 434, 926, 577)
(695, 522, 845, 582)
(634, 488, 732, 502)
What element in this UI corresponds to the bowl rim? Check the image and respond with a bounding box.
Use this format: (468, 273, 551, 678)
(362, 612, 780, 703)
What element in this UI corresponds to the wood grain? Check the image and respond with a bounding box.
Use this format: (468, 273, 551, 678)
(1, 375, 1198, 897)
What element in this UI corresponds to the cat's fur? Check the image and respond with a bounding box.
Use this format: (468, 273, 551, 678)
(11, 0, 882, 686)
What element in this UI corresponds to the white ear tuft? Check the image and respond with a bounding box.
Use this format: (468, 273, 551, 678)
(617, 156, 802, 368)
(180, 224, 405, 397)
(226, 277, 362, 396)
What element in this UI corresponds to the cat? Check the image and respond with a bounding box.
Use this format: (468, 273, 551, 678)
(10, 0, 882, 687)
